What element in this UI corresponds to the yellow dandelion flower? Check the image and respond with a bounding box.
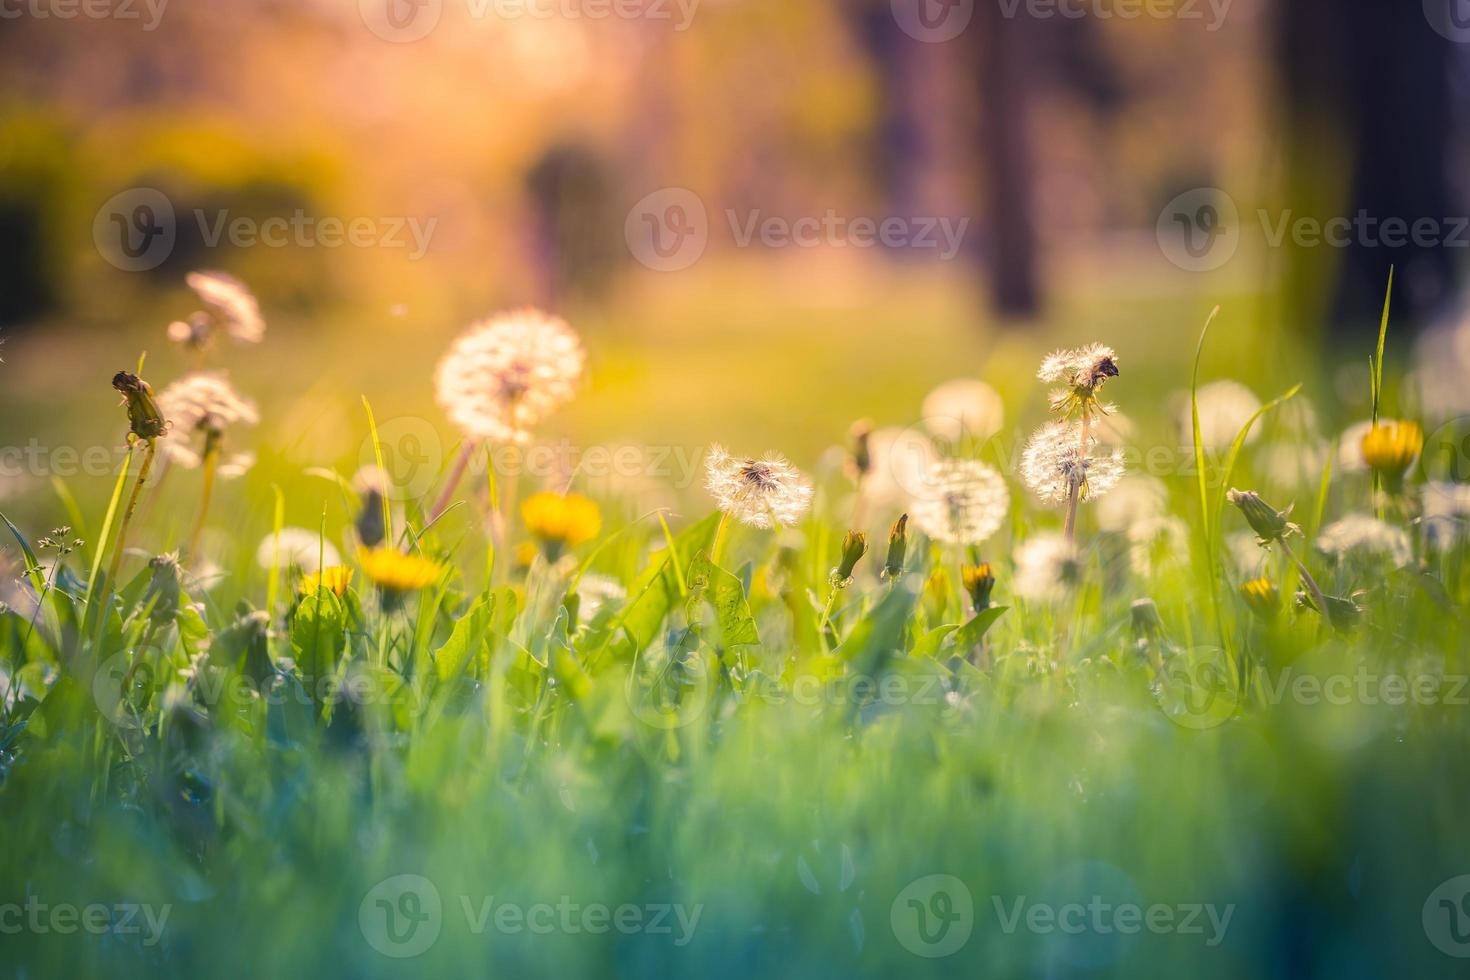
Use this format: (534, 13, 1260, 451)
(1360, 420, 1423, 482)
(521, 491, 601, 559)
(1240, 576, 1279, 619)
(299, 566, 354, 597)
(357, 547, 443, 594)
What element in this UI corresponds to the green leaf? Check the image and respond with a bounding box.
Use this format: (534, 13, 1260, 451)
(603, 512, 719, 658)
(434, 592, 497, 682)
(687, 550, 760, 647)
(954, 606, 1008, 650)
(290, 588, 346, 686)
(911, 624, 960, 659)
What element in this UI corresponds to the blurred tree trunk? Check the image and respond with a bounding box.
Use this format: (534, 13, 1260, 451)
(1277, 0, 1457, 336)
(973, 3, 1040, 319)
(851, 4, 930, 219)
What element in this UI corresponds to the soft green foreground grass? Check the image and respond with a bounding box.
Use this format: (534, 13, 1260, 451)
(1, 265, 1466, 978)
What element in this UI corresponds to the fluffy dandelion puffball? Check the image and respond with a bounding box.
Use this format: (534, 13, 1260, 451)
(256, 528, 342, 572)
(1037, 344, 1119, 388)
(1021, 420, 1124, 505)
(185, 270, 265, 344)
(1423, 482, 1470, 550)
(1180, 380, 1262, 451)
(156, 371, 259, 469)
(1012, 532, 1081, 602)
(921, 380, 1005, 444)
(909, 459, 1010, 545)
(705, 445, 814, 529)
(860, 427, 940, 509)
(1316, 513, 1412, 567)
(434, 308, 585, 445)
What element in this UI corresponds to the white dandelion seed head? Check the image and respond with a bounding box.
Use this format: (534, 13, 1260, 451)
(1315, 513, 1412, 567)
(1335, 420, 1374, 474)
(255, 528, 341, 572)
(185, 270, 265, 343)
(157, 371, 259, 434)
(704, 445, 814, 529)
(908, 459, 1010, 546)
(1037, 343, 1118, 387)
(1095, 475, 1168, 532)
(1012, 532, 1081, 602)
(156, 372, 258, 468)
(434, 308, 585, 445)
(1021, 420, 1124, 506)
(921, 379, 1005, 444)
(1178, 380, 1262, 451)
(1127, 515, 1189, 579)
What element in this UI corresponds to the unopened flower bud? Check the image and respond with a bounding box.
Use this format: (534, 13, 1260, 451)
(831, 530, 867, 587)
(143, 553, 181, 624)
(961, 562, 996, 612)
(848, 420, 873, 481)
(112, 371, 168, 441)
(882, 513, 909, 580)
(1226, 488, 1298, 544)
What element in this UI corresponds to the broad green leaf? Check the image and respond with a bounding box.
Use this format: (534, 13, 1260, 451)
(433, 591, 497, 683)
(688, 550, 759, 647)
(290, 588, 345, 686)
(954, 606, 1008, 651)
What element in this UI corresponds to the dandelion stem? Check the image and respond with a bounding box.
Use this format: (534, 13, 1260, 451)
(106, 438, 156, 589)
(187, 434, 220, 559)
(1063, 411, 1091, 543)
(1279, 537, 1333, 632)
(428, 439, 478, 524)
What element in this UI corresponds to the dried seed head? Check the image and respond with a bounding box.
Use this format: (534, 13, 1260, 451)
(434, 308, 585, 445)
(910, 458, 1010, 545)
(704, 445, 814, 529)
(1022, 420, 1124, 506)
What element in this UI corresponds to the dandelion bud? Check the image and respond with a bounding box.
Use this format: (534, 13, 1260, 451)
(882, 514, 909, 581)
(831, 530, 867, 587)
(1295, 589, 1362, 631)
(1361, 420, 1423, 484)
(1130, 597, 1164, 641)
(1226, 488, 1299, 545)
(143, 553, 182, 625)
(1240, 576, 1279, 620)
(112, 371, 168, 441)
(961, 562, 996, 612)
(847, 420, 873, 481)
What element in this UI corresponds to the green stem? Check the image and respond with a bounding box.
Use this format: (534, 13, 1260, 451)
(106, 439, 156, 591)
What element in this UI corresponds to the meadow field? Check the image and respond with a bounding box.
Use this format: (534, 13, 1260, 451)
(1, 253, 1467, 979)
